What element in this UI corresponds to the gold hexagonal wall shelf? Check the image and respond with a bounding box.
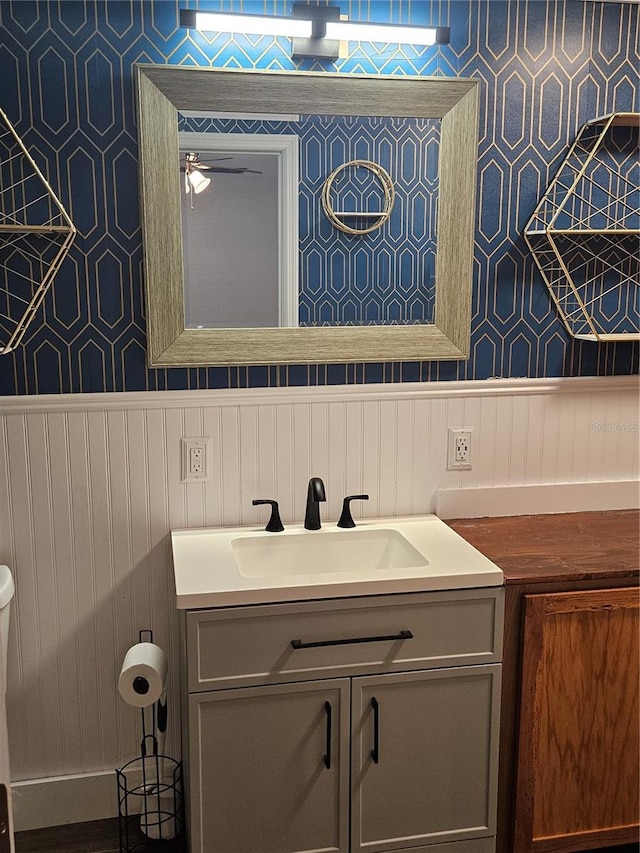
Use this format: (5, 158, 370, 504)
(525, 112, 639, 342)
(0, 107, 76, 354)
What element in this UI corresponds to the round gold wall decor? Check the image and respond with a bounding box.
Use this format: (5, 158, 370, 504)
(321, 159, 395, 235)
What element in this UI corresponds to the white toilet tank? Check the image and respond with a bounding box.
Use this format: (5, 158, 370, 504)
(0, 566, 13, 687)
(0, 565, 15, 852)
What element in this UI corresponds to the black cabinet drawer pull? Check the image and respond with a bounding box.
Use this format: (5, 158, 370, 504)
(324, 701, 332, 769)
(371, 697, 379, 764)
(291, 629, 413, 650)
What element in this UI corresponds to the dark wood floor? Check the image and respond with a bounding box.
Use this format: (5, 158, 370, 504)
(14, 818, 186, 853)
(12, 820, 640, 853)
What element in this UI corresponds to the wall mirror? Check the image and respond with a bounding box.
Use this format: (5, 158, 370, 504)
(136, 64, 479, 366)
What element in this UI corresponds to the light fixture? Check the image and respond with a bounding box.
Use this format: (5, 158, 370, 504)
(325, 21, 447, 47)
(179, 6, 449, 61)
(187, 168, 211, 194)
(184, 153, 211, 196)
(180, 9, 312, 39)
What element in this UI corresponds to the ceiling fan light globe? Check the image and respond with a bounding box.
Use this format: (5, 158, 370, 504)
(188, 170, 211, 194)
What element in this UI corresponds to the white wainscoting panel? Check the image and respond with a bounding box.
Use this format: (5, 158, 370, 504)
(0, 376, 638, 828)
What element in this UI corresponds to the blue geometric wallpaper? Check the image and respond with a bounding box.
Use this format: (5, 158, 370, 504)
(0, 0, 638, 394)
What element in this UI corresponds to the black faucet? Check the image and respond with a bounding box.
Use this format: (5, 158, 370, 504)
(304, 477, 326, 530)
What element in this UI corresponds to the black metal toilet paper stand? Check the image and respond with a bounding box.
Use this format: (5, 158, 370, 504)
(116, 631, 184, 851)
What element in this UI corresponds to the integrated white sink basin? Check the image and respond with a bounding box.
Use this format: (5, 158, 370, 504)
(232, 527, 428, 578)
(171, 515, 503, 608)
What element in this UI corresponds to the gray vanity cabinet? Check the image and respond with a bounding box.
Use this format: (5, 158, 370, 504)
(351, 667, 501, 852)
(182, 588, 504, 853)
(188, 679, 351, 853)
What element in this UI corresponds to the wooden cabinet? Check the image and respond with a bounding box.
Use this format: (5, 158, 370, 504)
(514, 587, 639, 853)
(182, 588, 504, 853)
(446, 510, 640, 853)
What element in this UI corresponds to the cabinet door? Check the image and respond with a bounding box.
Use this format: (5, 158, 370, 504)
(189, 678, 350, 853)
(514, 587, 640, 853)
(351, 665, 501, 852)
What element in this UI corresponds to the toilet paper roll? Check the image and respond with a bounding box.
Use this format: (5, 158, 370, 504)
(118, 642, 168, 708)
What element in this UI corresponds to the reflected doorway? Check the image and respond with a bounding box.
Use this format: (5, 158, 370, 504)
(179, 132, 299, 329)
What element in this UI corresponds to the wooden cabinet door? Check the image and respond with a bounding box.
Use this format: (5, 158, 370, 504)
(351, 665, 501, 852)
(189, 678, 350, 853)
(514, 587, 640, 853)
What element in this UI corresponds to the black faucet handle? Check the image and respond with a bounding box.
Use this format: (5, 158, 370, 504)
(252, 499, 285, 532)
(337, 494, 369, 528)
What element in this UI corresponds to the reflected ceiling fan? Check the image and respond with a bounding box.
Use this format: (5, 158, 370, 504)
(181, 151, 263, 195)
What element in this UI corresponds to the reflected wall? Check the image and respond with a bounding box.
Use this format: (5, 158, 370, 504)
(179, 113, 440, 328)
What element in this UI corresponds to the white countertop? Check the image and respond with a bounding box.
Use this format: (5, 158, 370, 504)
(171, 514, 504, 609)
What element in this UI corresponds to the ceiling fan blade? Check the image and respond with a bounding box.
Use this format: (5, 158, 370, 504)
(208, 166, 263, 174)
(180, 165, 263, 175)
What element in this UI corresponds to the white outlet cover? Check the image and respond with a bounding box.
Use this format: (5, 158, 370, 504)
(447, 428, 473, 471)
(181, 437, 211, 482)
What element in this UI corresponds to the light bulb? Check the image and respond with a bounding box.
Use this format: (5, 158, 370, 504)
(194, 12, 312, 38)
(188, 170, 211, 194)
(325, 21, 438, 46)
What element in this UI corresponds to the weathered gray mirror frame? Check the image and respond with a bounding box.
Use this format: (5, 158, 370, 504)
(135, 64, 479, 366)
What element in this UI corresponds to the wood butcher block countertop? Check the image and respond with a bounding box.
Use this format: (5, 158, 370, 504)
(446, 509, 639, 585)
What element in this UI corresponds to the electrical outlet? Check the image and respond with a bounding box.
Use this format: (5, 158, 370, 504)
(181, 437, 211, 482)
(189, 446, 204, 474)
(447, 428, 473, 471)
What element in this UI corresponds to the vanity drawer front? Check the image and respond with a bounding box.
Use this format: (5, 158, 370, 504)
(186, 587, 503, 691)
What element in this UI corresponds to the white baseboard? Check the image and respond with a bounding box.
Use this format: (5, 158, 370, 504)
(435, 480, 640, 519)
(12, 771, 119, 831)
(12, 762, 170, 832)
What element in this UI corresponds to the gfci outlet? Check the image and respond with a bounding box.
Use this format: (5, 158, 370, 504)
(447, 428, 474, 470)
(181, 437, 211, 482)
